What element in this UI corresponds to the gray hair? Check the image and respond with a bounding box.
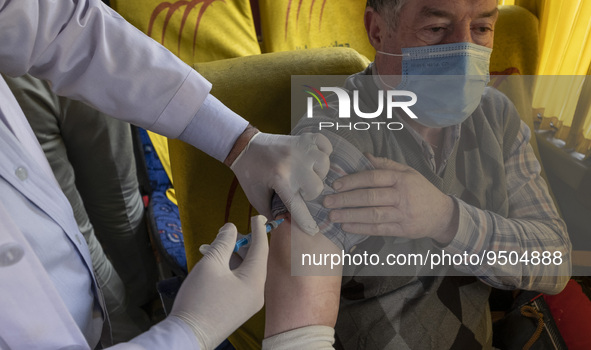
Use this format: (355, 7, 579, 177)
(366, 0, 410, 29)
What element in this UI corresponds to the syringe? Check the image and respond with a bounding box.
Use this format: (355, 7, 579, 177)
(233, 219, 284, 253)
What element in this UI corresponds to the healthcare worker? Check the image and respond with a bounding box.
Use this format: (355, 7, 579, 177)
(0, 0, 331, 349)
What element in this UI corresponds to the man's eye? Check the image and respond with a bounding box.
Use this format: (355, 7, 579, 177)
(417, 25, 449, 45)
(430, 27, 447, 33)
(473, 26, 493, 33)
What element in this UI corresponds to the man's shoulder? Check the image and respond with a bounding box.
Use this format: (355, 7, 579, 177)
(345, 65, 376, 94)
(468, 87, 523, 153)
(475, 86, 522, 129)
(482, 86, 514, 104)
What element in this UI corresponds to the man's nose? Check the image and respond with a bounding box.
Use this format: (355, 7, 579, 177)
(443, 24, 473, 44)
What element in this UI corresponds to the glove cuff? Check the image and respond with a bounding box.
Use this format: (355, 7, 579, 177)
(169, 312, 210, 350)
(229, 131, 262, 171)
(262, 325, 335, 350)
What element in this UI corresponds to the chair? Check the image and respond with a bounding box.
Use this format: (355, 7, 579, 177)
(111, 0, 260, 64)
(258, 0, 375, 60)
(490, 5, 544, 163)
(489, 5, 558, 205)
(491, 5, 539, 77)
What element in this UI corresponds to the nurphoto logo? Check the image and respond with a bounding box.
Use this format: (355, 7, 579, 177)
(304, 85, 418, 131)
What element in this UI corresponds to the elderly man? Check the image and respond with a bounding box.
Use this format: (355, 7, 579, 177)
(263, 0, 571, 349)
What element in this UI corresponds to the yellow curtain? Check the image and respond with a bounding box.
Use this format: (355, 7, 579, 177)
(535, 0, 591, 76)
(499, 0, 515, 5)
(520, 0, 591, 156)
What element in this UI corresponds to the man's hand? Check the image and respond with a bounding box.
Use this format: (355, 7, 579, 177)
(170, 216, 269, 350)
(324, 154, 459, 245)
(229, 131, 332, 235)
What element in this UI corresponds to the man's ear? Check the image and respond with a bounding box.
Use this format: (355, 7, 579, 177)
(364, 7, 385, 50)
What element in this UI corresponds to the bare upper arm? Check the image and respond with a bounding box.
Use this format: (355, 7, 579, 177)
(264, 213, 342, 337)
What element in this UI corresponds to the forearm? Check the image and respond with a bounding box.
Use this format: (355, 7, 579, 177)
(444, 130, 571, 293)
(446, 196, 571, 293)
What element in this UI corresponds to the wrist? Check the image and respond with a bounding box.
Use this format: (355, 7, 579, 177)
(432, 195, 459, 246)
(224, 125, 259, 167)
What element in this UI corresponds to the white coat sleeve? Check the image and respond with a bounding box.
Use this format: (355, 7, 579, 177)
(0, 0, 247, 161)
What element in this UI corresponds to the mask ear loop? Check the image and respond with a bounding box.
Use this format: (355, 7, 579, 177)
(376, 71, 397, 90)
(376, 51, 406, 57)
(374, 51, 409, 90)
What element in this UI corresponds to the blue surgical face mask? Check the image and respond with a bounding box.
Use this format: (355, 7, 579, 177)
(377, 42, 492, 128)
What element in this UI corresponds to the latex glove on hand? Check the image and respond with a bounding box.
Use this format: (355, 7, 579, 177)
(230, 132, 332, 235)
(200, 231, 248, 270)
(170, 216, 269, 350)
(324, 154, 459, 245)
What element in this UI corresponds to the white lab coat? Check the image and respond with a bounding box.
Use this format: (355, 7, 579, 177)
(0, 0, 247, 348)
